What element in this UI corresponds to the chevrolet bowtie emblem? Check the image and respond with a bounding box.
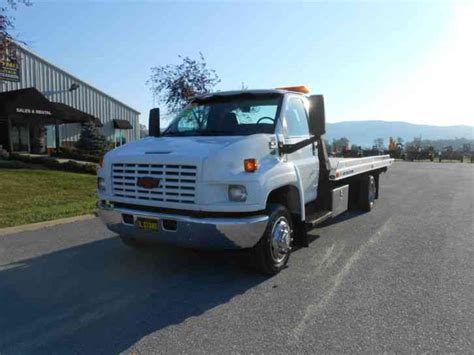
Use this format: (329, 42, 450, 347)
(136, 177, 160, 189)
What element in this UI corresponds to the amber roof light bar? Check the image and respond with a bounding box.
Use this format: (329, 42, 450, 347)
(275, 85, 311, 94)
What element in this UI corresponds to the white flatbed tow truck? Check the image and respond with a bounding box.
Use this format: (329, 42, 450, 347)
(97, 86, 393, 274)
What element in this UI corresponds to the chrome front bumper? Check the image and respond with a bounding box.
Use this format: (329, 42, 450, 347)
(97, 201, 268, 249)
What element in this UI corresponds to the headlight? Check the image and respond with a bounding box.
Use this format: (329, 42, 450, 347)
(228, 185, 247, 202)
(97, 177, 106, 192)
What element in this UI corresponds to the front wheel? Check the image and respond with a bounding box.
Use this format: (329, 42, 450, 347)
(250, 204, 293, 275)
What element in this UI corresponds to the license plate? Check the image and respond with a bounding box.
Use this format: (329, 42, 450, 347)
(136, 218, 159, 232)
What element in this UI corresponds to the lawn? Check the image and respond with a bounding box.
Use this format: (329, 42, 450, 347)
(0, 169, 97, 228)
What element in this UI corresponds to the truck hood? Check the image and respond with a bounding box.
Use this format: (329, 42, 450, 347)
(109, 136, 242, 159)
(104, 135, 276, 177)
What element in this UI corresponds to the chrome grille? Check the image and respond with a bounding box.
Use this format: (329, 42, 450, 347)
(112, 163, 197, 204)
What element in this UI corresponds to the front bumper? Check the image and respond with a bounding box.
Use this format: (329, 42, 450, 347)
(97, 201, 268, 249)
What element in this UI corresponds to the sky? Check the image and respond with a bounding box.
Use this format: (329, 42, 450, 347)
(10, 0, 474, 127)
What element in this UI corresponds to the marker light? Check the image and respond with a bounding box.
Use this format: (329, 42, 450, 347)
(244, 159, 258, 173)
(97, 177, 106, 192)
(275, 85, 310, 94)
(99, 156, 104, 168)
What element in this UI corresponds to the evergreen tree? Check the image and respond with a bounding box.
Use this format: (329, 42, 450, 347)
(75, 121, 107, 153)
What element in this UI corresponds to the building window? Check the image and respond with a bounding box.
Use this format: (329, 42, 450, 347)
(115, 129, 127, 147)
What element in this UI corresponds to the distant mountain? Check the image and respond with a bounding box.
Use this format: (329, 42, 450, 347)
(325, 120, 474, 147)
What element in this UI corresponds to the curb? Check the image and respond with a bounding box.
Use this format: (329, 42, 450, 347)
(0, 214, 97, 237)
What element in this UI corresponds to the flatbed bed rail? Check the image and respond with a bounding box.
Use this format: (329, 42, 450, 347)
(328, 155, 394, 181)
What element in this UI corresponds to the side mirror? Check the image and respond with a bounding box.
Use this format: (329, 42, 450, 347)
(149, 108, 160, 137)
(308, 95, 325, 136)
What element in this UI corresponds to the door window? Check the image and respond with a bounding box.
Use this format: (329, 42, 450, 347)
(284, 97, 309, 137)
(11, 124, 29, 151)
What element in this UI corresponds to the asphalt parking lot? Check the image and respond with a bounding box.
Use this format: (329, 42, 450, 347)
(0, 162, 472, 354)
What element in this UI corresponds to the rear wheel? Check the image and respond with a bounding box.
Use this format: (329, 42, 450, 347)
(250, 204, 293, 275)
(359, 174, 376, 212)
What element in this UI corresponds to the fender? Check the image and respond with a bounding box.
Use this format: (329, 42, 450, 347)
(292, 164, 306, 221)
(262, 162, 305, 219)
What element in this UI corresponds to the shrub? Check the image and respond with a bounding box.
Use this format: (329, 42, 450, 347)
(51, 148, 101, 164)
(0, 149, 9, 160)
(0, 160, 28, 169)
(9, 153, 97, 175)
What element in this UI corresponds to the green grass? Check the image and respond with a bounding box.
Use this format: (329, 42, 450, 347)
(0, 169, 97, 228)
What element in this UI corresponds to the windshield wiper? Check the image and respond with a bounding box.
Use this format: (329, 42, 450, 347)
(162, 130, 236, 137)
(162, 131, 189, 137)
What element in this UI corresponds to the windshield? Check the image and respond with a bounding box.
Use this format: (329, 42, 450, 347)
(163, 94, 283, 136)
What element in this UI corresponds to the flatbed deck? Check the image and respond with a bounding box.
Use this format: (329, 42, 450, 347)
(328, 155, 394, 181)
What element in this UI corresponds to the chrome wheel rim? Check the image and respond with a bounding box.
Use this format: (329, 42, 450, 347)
(270, 217, 291, 263)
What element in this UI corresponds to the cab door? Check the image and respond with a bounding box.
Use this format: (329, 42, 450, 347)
(282, 96, 319, 203)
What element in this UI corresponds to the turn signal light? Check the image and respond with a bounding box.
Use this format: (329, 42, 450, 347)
(244, 159, 258, 173)
(98, 156, 104, 168)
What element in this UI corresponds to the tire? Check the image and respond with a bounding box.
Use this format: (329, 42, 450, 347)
(250, 204, 293, 275)
(119, 235, 145, 248)
(359, 174, 376, 212)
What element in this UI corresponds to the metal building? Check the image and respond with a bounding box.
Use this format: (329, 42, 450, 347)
(0, 44, 140, 153)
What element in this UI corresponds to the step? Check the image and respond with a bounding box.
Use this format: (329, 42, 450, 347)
(305, 210, 333, 229)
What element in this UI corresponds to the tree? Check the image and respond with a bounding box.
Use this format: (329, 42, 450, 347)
(404, 137, 473, 152)
(396, 137, 404, 151)
(332, 137, 350, 152)
(388, 137, 397, 151)
(139, 124, 148, 138)
(148, 53, 220, 115)
(75, 121, 108, 154)
(324, 139, 331, 154)
(373, 138, 384, 150)
(410, 136, 422, 150)
(1, 0, 32, 58)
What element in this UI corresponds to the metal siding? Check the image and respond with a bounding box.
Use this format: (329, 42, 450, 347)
(0, 46, 140, 146)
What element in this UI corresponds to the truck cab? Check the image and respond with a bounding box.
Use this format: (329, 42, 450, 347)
(97, 86, 393, 274)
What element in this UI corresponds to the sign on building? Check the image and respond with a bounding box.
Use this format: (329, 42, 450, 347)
(0, 41, 21, 82)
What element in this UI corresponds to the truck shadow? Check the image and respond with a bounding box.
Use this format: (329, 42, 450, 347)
(0, 237, 267, 354)
(292, 210, 365, 251)
(317, 210, 366, 227)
